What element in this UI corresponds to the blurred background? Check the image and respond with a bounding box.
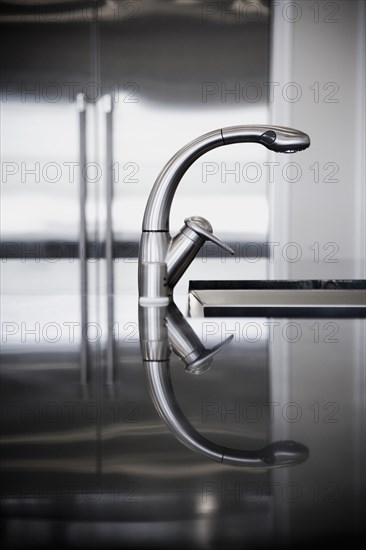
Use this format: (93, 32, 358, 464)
(0, 1, 365, 548)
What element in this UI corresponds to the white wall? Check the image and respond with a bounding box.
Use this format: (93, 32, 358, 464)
(269, 2, 366, 541)
(270, 0, 365, 279)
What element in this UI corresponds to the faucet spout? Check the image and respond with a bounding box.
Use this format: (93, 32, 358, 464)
(142, 125, 310, 232)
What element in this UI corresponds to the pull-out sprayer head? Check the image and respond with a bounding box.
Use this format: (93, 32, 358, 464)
(259, 128, 310, 152)
(221, 126, 311, 153)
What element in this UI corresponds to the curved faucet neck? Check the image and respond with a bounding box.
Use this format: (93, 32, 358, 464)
(142, 125, 295, 232)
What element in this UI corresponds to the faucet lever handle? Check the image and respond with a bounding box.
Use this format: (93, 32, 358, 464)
(184, 217, 235, 255)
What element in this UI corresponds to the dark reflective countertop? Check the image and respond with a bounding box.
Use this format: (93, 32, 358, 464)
(1, 262, 365, 548)
(1, 323, 365, 548)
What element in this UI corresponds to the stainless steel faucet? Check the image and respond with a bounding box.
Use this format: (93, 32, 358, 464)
(138, 125, 310, 466)
(139, 125, 310, 306)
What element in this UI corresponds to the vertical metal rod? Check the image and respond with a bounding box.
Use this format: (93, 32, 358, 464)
(77, 93, 88, 386)
(103, 95, 115, 385)
(90, 1, 103, 478)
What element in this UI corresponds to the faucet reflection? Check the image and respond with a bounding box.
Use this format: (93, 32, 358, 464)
(139, 299, 309, 467)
